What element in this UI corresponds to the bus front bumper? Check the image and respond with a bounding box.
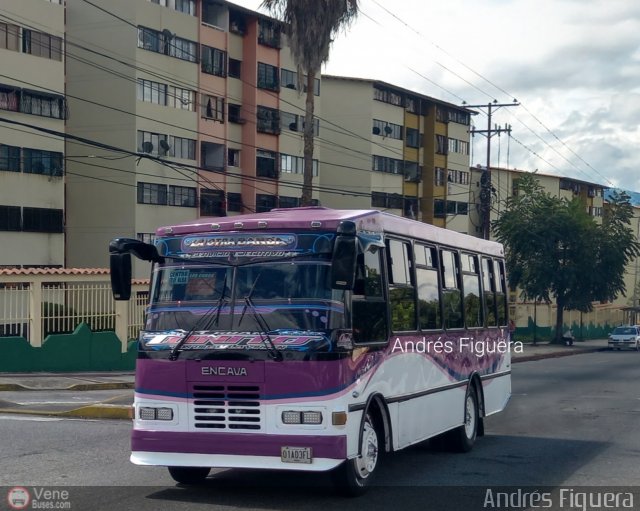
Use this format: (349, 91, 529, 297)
(131, 430, 347, 472)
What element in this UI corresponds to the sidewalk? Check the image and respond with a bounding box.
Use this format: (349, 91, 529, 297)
(0, 339, 610, 421)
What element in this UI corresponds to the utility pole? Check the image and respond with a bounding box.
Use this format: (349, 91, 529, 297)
(467, 100, 519, 240)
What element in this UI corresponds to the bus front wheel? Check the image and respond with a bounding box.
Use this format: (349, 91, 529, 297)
(446, 387, 478, 453)
(334, 414, 380, 496)
(168, 466, 210, 485)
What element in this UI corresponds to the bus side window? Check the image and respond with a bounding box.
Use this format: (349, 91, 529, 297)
(482, 258, 497, 326)
(462, 253, 483, 328)
(352, 248, 388, 344)
(495, 260, 507, 326)
(386, 239, 416, 332)
(441, 249, 463, 329)
(416, 245, 442, 330)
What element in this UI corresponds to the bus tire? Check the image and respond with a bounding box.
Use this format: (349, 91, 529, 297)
(446, 387, 478, 453)
(168, 466, 210, 485)
(333, 413, 380, 496)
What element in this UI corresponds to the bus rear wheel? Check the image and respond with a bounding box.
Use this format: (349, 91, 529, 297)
(334, 414, 380, 496)
(446, 387, 478, 453)
(168, 466, 210, 485)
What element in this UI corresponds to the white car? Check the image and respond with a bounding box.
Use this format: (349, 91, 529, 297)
(608, 326, 640, 350)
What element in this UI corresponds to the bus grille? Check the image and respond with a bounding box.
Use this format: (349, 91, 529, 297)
(190, 384, 262, 431)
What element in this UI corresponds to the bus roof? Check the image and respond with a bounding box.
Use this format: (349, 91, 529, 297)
(156, 207, 504, 257)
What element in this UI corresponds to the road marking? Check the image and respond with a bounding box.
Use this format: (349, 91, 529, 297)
(0, 414, 99, 422)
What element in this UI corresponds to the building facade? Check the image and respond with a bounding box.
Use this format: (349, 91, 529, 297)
(319, 76, 472, 230)
(64, 0, 319, 276)
(0, 0, 65, 268)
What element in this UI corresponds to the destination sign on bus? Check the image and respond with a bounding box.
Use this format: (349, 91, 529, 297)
(182, 234, 297, 253)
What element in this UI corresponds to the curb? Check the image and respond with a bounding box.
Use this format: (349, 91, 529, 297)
(0, 404, 131, 420)
(513, 347, 607, 363)
(0, 382, 134, 392)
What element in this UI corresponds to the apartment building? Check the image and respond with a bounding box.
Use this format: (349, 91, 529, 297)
(64, 0, 319, 276)
(0, 0, 65, 268)
(319, 76, 472, 231)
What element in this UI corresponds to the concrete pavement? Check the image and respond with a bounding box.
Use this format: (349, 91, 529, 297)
(0, 338, 611, 420)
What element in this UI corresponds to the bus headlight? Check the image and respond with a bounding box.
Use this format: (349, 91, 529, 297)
(281, 410, 323, 425)
(139, 406, 174, 421)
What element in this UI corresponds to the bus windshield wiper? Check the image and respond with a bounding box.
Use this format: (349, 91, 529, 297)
(168, 274, 228, 361)
(243, 295, 283, 362)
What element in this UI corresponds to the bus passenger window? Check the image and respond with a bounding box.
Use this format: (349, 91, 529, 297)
(441, 249, 463, 329)
(482, 258, 497, 326)
(416, 245, 441, 330)
(386, 239, 416, 332)
(462, 254, 482, 328)
(495, 260, 507, 326)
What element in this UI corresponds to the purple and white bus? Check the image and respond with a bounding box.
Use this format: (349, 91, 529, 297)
(110, 207, 511, 495)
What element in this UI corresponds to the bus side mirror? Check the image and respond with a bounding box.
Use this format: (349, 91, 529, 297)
(110, 253, 132, 301)
(331, 235, 357, 290)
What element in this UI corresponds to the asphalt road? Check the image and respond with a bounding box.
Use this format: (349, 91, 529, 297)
(1, 351, 639, 510)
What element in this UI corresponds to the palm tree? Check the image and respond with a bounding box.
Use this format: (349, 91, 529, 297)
(261, 0, 359, 206)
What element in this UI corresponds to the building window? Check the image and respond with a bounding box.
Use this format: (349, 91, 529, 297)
(278, 196, 300, 209)
(372, 119, 402, 139)
(22, 207, 63, 233)
(448, 169, 469, 185)
(168, 185, 196, 207)
(200, 189, 225, 216)
(168, 136, 196, 160)
(258, 19, 280, 48)
(0, 145, 20, 172)
(0, 205, 21, 231)
(280, 153, 318, 176)
(280, 111, 318, 135)
(137, 182, 167, 205)
(23, 148, 63, 177)
(257, 106, 280, 135)
(372, 155, 403, 174)
(434, 199, 445, 218)
(227, 148, 240, 167)
(22, 30, 62, 61)
(202, 0, 225, 26)
(371, 191, 402, 210)
(201, 45, 226, 76)
(373, 86, 403, 107)
(228, 103, 243, 123)
(280, 69, 320, 95)
(137, 131, 169, 156)
(0, 85, 19, 112)
(256, 150, 278, 179)
(436, 135, 447, 155)
(137, 27, 197, 63)
(256, 194, 277, 213)
(404, 161, 421, 182)
(435, 167, 446, 186)
(229, 10, 246, 34)
(0, 23, 20, 52)
(201, 141, 225, 171)
(202, 94, 224, 121)
(227, 192, 242, 212)
(406, 127, 420, 148)
(167, 86, 195, 110)
(137, 79, 167, 105)
(149, 0, 195, 15)
(20, 91, 66, 119)
(228, 58, 242, 79)
(257, 62, 279, 92)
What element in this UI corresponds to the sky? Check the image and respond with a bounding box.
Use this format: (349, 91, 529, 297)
(232, 0, 640, 192)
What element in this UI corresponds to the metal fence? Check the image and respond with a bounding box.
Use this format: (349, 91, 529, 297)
(0, 270, 148, 352)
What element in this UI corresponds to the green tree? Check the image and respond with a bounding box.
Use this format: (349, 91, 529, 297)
(493, 175, 640, 342)
(262, 0, 359, 205)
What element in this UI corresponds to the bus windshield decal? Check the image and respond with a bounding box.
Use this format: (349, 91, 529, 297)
(156, 233, 335, 259)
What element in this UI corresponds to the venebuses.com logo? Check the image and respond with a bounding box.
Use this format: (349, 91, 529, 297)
(7, 487, 30, 510)
(6, 487, 71, 509)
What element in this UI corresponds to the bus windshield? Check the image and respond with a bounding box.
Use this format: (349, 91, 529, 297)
(143, 259, 346, 348)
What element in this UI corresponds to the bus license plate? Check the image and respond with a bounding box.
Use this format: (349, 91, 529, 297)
(281, 446, 312, 464)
